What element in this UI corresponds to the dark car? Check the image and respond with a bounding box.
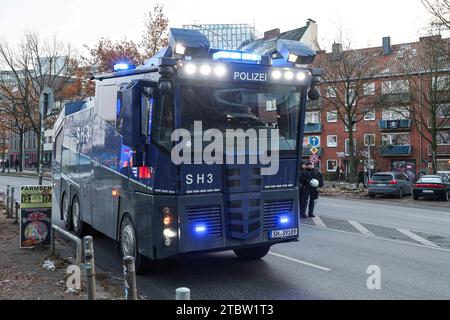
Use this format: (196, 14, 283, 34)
(368, 172, 413, 198)
(413, 175, 450, 201)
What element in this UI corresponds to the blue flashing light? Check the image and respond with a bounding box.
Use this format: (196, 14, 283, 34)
(114, 63, 136, 72)
(279, 216, 290, 225)
(213, 50, 261, 62)
(195, 224, 207, 234)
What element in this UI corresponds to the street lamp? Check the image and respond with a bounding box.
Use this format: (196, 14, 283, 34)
(191, 25, 234, 50)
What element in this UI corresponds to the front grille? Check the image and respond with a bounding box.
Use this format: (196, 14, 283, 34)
(187, 206, 223, 236)
(264, 200, 294, 231)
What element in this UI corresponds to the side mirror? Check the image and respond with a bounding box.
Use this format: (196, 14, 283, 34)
(118, 80, 154, 148)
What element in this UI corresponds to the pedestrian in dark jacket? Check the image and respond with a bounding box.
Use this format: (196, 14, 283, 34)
(357, 169, 367, 188)
(300, 162, 324, 218)
(14, 159, 20, 172)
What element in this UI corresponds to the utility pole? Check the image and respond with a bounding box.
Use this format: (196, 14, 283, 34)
(38, 88, 54, 186)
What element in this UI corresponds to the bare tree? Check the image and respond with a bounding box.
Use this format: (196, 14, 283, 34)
(317, 39, 386, 182)
(397, 33, 450, 173)
(422, 0, 450, 29)
(0, 33, 78, 171)
(141, 3, 169, 59)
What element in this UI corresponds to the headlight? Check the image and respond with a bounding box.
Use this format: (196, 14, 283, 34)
(200, 64, 212, 76)
(184, 63, 196, 75)
(214, 65, 227, 77)
(271, 70, 282, 80)
(297, 72, 306, 81)
(284, 71, 294, 80)
(164, 229, 177, 238)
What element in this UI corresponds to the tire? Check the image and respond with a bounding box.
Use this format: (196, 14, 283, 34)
(120, 215, 144, 274)
(443, 192, 449, 202)
(398, 188, 403, 199)
(234, 245, 271, 260)
(62, 192, 72, 230)
(369, 194, 376, 198)
(71, 196, 84, 237)
(413, 195, 419, 201)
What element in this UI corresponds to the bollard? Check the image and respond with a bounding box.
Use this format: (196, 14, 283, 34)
(6, 185, 10, 217)
(9, 187, 15, 219)
(176, 288, 191, 300)
(13, 202, 19, 225)
(50, 226, 55, 257)
(123, 256, 138, 300)
(83, 236, 96, 300)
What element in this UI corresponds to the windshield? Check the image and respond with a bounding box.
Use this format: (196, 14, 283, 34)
(418, 177, 442, 183)
(180, 84, 301, 155)
(372, 174, 394, 182)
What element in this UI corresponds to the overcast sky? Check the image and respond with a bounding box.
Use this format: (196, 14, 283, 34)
(0, 0, 435, 53)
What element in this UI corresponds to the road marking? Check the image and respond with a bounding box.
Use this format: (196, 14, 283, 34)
(312, 216, 327, 228)
(269, 252, 331, 272)
(409, 215, 450, 223)
(320, 203, 354, 209)
(303, 224, 450, 253)
(348, 221, 375, 237)
(396, 229, 440, 248)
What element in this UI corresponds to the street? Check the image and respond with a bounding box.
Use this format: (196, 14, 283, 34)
(2, 175, 449, 300)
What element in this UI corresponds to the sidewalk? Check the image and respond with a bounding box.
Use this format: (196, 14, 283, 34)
(0, 169, 52, 180)
(0, 205, 124, 300)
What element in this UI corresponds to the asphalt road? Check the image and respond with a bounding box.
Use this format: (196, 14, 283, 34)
(2, 175, 450, 299)
(0, 174, 51, 201)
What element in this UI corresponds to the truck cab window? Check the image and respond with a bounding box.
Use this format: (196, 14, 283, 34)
(152, 94, 174, 151)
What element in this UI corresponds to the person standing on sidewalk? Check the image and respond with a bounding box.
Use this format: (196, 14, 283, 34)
(357, 168, 367, 188)
(14, 159, 20, 172)
(300, 162, 323, 218)
(4, 159, 10, 173)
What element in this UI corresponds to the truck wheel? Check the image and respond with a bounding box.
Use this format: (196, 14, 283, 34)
(62, 193, 72, 230)
(120, 215, 143, 274)
(234, 245, 271, 260)
(72, 196, 84, 237)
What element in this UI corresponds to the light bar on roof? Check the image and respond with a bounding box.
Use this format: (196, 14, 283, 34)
(113, 63, 136, 72)
(213, 50, 261, 62)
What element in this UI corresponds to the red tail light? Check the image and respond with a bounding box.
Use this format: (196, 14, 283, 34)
(415, 183, 444, 189)
(388, 180, 398, 185)
(368, 180, 376, 185)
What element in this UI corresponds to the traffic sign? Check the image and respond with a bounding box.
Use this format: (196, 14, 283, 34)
(310, 154, 320, 163)
(310, 147, 319, 155)
(309, 136, 320, 147)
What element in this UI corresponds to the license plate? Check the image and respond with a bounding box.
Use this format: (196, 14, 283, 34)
(270, 228, 298, 239)
(376, 184, 386, 187)
(423, 190, 434, 194)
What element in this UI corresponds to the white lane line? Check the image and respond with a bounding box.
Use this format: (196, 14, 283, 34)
(303, 224, 450, 253)
(269, 252, 331, 272)
(396, 229, 440, 248)
(320, 203, 354, 209)
(409, 215, 450, 223)
(348, 221, 376, 237)
(312, 216, 327, 228)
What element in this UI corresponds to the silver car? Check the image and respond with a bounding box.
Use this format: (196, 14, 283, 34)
(368, 172, 413, 198)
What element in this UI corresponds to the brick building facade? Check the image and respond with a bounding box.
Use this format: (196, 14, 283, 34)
(303, 36, 450, 181)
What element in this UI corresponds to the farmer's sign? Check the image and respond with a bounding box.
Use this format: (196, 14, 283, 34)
(20, 186, 52, 248)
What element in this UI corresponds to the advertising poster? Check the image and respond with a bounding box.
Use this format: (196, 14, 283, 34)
(20, 186, 53, 249)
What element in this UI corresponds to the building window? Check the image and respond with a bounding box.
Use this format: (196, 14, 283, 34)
(433, 76, 450, 91)
(364, 82, 376, 96)
(327, 135, 338, 148)
(382, 80, 409, 94)
(364, 134, 376, 146)
(345, 88, 356, 107)
(306, 111, 321, 124)
(381, 133, 410, 146)
(345, 139, 357, 156)
(437, 104, 450, 119)
(382, 107, 410, 120)
(364, 109, 376, 121)
(327, 160, 338, 172)
(326, 86, 337, 98)
(326, 111, 338, 123)
(437, 131, 450, 145)
(345, 115, 356, 132)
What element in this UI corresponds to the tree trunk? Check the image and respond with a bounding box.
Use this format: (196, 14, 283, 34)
(36, 132, 41, 174)
(348, 124, 357, 183)
(19, 133, 24, 172)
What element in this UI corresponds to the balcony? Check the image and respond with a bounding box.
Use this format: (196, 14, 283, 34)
(304, 123, 322, 134)
(380, 92, 411, 105)
(302, 147, 323, 157)
(380, 145, 412, 156)
(428, 144, 450, 156)
(379, 119, 412, 131)
(306, 98, 323, 110)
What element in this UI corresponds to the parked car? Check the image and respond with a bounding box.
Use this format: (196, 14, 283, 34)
(368, 172, 413, 198)
(413, 175, 450, 201)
